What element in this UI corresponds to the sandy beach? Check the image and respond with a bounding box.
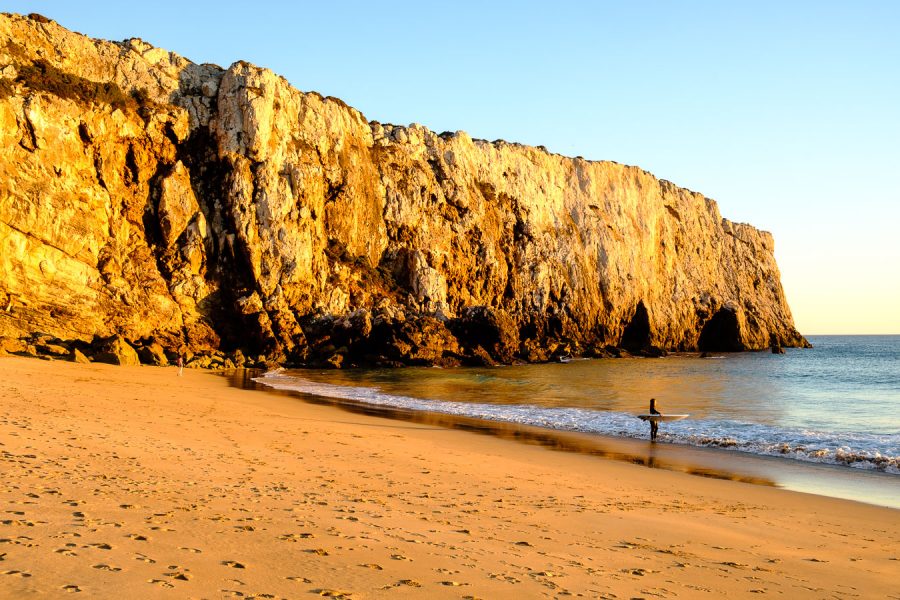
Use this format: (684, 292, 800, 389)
(0, 356, 897, 599)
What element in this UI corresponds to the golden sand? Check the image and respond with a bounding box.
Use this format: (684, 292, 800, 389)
(0, 356, 896, 598)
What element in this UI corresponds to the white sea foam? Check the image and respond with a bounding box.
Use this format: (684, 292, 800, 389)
(255, 371, 900, 474)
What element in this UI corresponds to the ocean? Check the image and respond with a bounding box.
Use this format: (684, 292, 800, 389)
(252, 335, 900, 507)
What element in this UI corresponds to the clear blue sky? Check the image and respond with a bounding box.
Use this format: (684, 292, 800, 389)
(7, 1, 899, 334)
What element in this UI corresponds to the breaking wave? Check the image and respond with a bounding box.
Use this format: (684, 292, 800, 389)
(255, 371, 899, 474)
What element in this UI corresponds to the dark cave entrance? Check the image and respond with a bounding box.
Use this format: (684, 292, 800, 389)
(620, 301, 651, 353)
(698, 307, 745, 352)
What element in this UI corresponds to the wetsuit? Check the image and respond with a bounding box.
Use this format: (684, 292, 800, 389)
(649, 401, 661, 441)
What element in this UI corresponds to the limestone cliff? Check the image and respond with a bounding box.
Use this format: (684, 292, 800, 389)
(0, 13, 808, 367)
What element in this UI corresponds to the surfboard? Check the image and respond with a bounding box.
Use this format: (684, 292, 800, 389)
(637, 414, 689, 422)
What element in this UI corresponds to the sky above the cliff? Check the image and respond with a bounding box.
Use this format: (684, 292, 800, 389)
(9, 0, 899, 334)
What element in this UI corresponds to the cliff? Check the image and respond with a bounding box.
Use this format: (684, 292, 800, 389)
(0, 13, 808, 368)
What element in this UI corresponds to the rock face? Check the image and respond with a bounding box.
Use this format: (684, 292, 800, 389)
(0, 13, 809, 367)
(94, 335, 140, 366)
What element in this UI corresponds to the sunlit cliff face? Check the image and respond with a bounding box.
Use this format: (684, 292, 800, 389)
(0, 13, 807, 366)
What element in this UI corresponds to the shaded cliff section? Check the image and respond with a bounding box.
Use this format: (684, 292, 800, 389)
(0, 13, 808, 368)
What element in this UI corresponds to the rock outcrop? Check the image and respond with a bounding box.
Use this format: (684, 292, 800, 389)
(0, 13, 809, 367)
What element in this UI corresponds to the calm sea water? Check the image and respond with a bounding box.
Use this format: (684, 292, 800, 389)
(256, 335, 900, 478)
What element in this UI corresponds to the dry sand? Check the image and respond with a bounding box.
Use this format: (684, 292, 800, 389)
(0, 356, 897, 599)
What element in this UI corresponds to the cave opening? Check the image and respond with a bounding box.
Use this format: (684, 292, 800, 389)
(620, 301, 651, 353)
(698, 307, 745, 352)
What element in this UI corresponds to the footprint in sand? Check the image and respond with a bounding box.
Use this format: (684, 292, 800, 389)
(359, 563, 383, 570)
(86, 542, 112, 550)
(134, 553, 156, 564)
(92, 564, 122, 572)
(3, 570, 32, 577)
(278, 532, 314, 541)
(15, 536, 36, 547)
(0, 519, 37, 527)
(314, 589, 354, 598)
(164, 570, 191, 581)
(488, 573, 522, 584)
(542, 570, 563, 578)
(148, 579, 174, 588)
(127, 534, 149, 541)
(286, 575, 312, 583)
(179, 547, 202, 553)
(61, 584, 81, 593)
(222, 560, 246, 569)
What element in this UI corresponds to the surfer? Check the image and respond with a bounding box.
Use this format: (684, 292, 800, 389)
(638, 403, 686, 441)
(649, 398, 661, 441)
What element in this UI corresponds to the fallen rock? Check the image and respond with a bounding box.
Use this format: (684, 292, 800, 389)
(0, 337, 27, 354)
(325, 353, 345, 369)
(94, 336, 140, 366)
(71, 348, 91, 364)
(186, 356, 209, 369)
(137, 342, 169, 366)
(37, 342, 70, 356)
(449, 307, 518, 364)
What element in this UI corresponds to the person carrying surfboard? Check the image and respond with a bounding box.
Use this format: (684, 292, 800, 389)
(638, 404, 688, 440)
(649, 398, 661, 441)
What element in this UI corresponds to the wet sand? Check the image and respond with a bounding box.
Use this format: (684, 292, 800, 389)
(241, 371, 900, 510)
(1, 356, 897, 598)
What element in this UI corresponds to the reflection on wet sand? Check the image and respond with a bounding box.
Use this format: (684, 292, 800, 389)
(226, 368, 776, 487)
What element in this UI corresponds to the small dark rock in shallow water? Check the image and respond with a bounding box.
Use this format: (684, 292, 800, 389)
(769, 333, 786, 354)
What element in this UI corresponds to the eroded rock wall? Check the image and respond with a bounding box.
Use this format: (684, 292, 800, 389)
(0, 13, 808, 366)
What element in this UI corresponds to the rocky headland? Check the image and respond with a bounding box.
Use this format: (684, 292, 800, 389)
(0, 13, 808, 368)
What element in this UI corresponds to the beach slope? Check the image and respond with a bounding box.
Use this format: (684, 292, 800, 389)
(0, 357, 896, 598)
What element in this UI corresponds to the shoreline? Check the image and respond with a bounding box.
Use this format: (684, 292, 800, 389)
(246, 368, 900, 510)
(1, 356, 897, 598)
